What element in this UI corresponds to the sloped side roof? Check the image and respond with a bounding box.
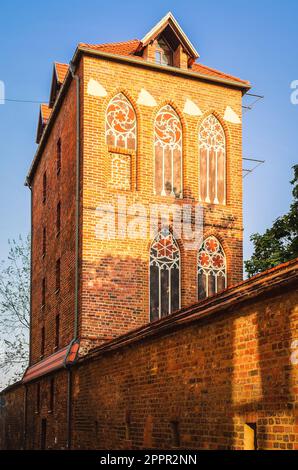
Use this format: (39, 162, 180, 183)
(55, 62, 69, 83)
(40, 103, 51, 121)
(36, 103, 51, 144)
(79, 39, 141, 56)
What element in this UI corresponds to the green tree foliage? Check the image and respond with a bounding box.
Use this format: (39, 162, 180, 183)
(245, 165, 298, 277)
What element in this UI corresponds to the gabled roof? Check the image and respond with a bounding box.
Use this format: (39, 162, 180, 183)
(49, 62, 69, 107)
(141, 12, 199, 59)
(36, 103, 51, 144)
(55, 62, 68, 83)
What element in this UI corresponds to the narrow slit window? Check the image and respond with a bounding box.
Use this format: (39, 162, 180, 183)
(41, 278, 46, 309)
(36, 383, 40, 414)
(41, 326, 45, 357)
(56, 202, 61, 236)
(49, 378, 54, 413)
(43, 172, 47, 203)
(56, 138, 61, 174)
(55, 259, 60, 293)
(42, 227, 46, 257)
(170, 421, 180, 447)
(55, 314, 60, 350)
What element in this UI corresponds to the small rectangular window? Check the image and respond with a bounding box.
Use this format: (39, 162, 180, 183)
(57, 138, 61, 175)
(42, 227, 46, 257)
(155, 51, 161, 64)
(41, 326, 45, 358)
(49, 378, 54, 413)
(56, 202, 61, 236)
(43, 172, 47, 203)
(55, 314, 60, 350)
(55, 259, 60, 293)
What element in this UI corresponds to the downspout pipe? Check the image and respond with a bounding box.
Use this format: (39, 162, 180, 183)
(65, 61, 81, 450)
(69, 60, 81, 342)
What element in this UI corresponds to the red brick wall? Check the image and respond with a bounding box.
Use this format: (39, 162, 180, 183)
(25, 370, 68, 450)
(0, 383, 24, 449)
(71, 285, 298, 450)
(28, 52, 244, 359)
(29, 71, 80, 364)
(80, 55, 244, 349)
(1, 268, 297, 450)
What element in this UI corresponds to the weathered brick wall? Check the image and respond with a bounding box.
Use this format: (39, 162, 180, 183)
(25, 369, 68, 450)
(30, 69, 80, 364)
(80, 55, 244, 349)
(71, 285, 298, 450)
(1, 268, 297, 450)
(0, 383, 24, 449)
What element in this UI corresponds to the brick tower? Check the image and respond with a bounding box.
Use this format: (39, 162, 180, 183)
(24, 12, 250, 379)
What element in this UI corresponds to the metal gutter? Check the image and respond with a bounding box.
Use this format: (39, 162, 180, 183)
(65, 60, 81, 450)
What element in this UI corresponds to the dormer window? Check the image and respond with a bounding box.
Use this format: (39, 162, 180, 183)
(155, 38, 173, 66)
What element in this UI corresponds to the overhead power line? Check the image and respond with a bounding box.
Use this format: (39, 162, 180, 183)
(2, 98, 45, 104)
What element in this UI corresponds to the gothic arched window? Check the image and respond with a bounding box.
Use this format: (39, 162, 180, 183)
(154, 105, 182, 197)
(198, 236, 226, 299)
(105, 93, 136, 150)
(150, 228, 180, 321)
(199, 115, 226, 204)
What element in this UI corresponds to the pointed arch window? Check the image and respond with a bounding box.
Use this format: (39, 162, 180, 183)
(198, 236, 226, 299)
(150, 228, 180, 321)
(154, 105, 182, 197)
(199, 115, 226, 204)
(105, 93, 136, 150)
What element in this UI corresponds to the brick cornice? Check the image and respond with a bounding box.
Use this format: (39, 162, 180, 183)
(79, 258, 298, 364)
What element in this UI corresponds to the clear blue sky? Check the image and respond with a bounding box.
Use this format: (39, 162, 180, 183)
(0, 0, 297, 264)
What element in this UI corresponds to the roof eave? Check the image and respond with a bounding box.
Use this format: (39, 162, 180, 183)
(25, 65, 73, 186)
(75, 46, 250, 90)
(25, 45, 250, 185)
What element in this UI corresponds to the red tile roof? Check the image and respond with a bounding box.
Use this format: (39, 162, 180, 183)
(55, 62, 68, 84)
(191, 62, 249, 85)
(40, 103, 51, 123)
(79, 39, 141, 56)
(22, 341, 79, 383)
(79, 39, 249, 86)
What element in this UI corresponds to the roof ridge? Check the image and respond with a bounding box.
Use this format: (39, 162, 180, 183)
(79, 39, 140, 47)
